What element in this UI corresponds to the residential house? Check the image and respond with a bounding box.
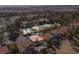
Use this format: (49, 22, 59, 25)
(0, 45, 9, 54)
(16, 36, 33, 53)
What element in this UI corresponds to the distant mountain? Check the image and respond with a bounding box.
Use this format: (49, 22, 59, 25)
(0, 5, 79, 12)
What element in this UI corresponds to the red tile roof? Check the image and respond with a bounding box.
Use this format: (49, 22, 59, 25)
(29, 35, 44, 42)
(16, 37, 33, 52)
(0, 46, 9, 54)
(29, 35, 48, 42)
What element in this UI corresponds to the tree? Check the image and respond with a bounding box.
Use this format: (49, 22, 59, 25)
(7, 44, 19, 54)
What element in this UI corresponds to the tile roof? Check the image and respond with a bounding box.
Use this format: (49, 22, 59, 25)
(29, 35, 48, 42)
(0, 46, 9, 54)
(16, 37, 33, 52)
(51, 27, 67, 35)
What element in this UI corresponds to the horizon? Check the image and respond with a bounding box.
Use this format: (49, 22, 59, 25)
(0, 5, 78, 12)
